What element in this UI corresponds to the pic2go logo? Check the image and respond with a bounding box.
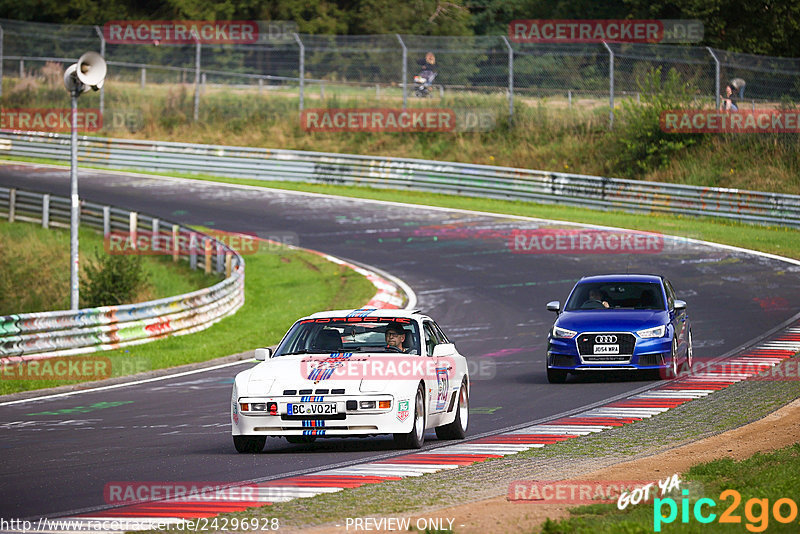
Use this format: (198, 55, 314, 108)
(654, 489, 800, 532)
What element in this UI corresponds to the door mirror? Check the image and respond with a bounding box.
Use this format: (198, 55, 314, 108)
(546, 301, 561, 314)
(254, 347, 273, 361)
(432, 343, 456, 357)
(673, 300, 686, 312)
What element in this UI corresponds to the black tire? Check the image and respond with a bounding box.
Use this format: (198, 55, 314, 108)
(393, 385, 426, 449)
(435, 380, 469, 440)
(660, 338, 679, 380)
(685, 330, 694, 373)
(286, 435, 317, 444)
(547, 368, 568, 384)
(233, 435, 266, 453)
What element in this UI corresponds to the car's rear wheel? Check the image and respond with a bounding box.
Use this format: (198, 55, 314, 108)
(394, 384, 426, 449)
(547, 368, 568, 384)
(233, 435, 266, 453)
(286, 436, 317, 444)
(436, 380, 469, 440)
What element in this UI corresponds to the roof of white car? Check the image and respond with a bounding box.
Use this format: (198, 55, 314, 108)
(307, 308, 422, 320)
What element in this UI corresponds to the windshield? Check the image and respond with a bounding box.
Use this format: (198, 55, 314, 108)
(273, 317, 421, 356)
(565, 282, 666, 311)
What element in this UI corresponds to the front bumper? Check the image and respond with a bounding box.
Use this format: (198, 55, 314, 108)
(547, 335, 673, 371)
(232, 394, 415, 436)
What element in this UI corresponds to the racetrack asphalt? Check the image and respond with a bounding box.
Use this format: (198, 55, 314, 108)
(1, 163, 799, 520)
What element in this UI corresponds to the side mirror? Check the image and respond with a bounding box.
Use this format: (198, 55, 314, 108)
(674, 300, 687, 312)
(432, 343, 456, 357)
(254, 348, 273, 361)
(546, 301, 561, 314)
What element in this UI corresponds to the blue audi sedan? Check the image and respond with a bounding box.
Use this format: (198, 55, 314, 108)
(545, 274, 692, 383)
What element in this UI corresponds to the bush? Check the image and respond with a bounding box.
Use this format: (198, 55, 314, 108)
(80, 249, 149, 308)
(611, 67, 706, 177)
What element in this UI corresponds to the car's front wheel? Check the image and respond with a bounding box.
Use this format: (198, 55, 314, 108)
(394, 384, 426, 449)
(660, 338, 679, 379)
(436, 380, 469, 440)
(233, 435, 266, 453)
(547, 368, 568, 384)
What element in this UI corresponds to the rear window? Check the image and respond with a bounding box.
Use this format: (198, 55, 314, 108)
(565, 282, 665, 311)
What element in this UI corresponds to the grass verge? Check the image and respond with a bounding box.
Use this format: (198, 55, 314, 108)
(0, 228, 376, 395)
(542, 443, 800, 533)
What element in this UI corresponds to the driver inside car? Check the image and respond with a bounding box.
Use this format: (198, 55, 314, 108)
(385, 322, 411, 353)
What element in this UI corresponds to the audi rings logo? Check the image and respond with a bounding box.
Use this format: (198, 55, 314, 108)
(595, 335, 617, 344)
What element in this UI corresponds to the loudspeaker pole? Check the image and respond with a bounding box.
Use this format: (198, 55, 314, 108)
(63, 51, 107, 310)
(69, 88, 80, 310)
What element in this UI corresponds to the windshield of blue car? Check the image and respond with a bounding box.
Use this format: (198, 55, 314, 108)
(273, 318, 421, 356)
(565, 282, 666, 311)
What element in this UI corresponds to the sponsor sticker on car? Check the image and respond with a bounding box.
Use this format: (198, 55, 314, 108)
(397, 399, 410, 422)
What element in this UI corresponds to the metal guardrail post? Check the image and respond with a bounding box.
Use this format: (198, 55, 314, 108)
(396, 34, 407, 110)
(152, 218, 160, 252)
(501, 36, 514, 124)
(140, 67, 146, 88)
(94, 26, 105, 120)
(707, 47, 721, 110)
(189, 233, 198, 269)
(293, 33, 304, 112)
(193, 39, 201, 122)
(602, 42, 615, 130)
(103, 206, 110, 236)
(8, 188, 15, 222)
(42, 194, 50, 229)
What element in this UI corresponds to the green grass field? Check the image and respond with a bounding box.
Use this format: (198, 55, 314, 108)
(541, 444, 800, 533)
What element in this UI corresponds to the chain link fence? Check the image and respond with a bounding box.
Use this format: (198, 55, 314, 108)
(1, 17, 799, 130)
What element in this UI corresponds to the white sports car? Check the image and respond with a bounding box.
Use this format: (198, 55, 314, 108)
(231, 308, 470, 452)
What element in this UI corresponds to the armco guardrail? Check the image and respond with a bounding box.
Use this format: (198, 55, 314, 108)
(2, 131, 800, 228)
(0, 186, 245, 360)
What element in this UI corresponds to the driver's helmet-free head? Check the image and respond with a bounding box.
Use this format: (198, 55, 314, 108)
(385, 322, 407, 335)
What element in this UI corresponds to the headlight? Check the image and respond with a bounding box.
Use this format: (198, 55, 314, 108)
(637, 325, 666, 338)
(552, 326, 577, 339)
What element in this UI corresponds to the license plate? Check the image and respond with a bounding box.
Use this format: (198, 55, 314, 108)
(287, 403, 337, 415)
(594, 344, 619, 355)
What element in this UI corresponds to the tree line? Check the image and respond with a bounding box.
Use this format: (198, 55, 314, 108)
(2, 0, 798, 57)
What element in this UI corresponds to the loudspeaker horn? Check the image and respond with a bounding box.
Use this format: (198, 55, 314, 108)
(76, 51, 107, 90)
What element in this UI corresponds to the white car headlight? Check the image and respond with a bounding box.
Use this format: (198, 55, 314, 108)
(552, 326, 577, 339)
(637, 325, 666, 338)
